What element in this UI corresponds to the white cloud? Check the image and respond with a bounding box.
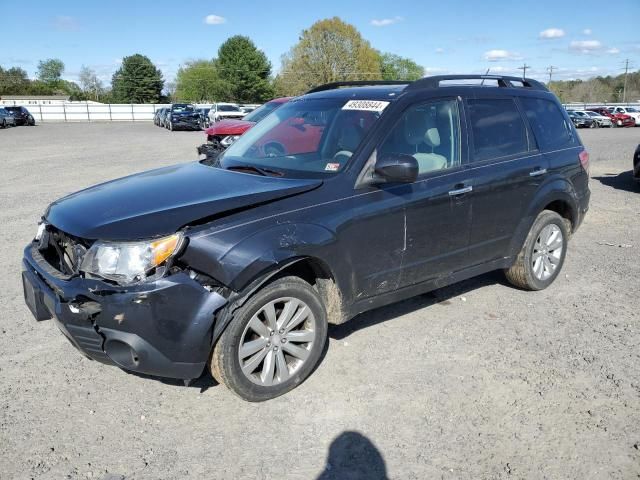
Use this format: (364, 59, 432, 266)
(539, 28, 565, 39)
(483, 49, 523, 61)
(435, 48, 445, 54)
(370, 16, 403, 27)
(583, 28, 592, 35)
(569, 40, 603, 53)
(606, 47, 620, 54)
(204, 14, 226, 25)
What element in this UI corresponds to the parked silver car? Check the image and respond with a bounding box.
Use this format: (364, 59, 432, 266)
(584, 110, 613, 128)
(0, 107, 16, 128)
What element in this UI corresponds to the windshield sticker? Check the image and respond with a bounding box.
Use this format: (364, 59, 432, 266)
(342, 100, 390, 113)
(325, 163, 341, 172)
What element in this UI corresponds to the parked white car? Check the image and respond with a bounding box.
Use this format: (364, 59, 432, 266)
(584, 111, 613, 128)
(607, 106, 640, 126)
(208, 103, 246, 123)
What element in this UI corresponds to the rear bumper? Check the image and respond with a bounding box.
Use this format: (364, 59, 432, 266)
(22, 244, 227, 380)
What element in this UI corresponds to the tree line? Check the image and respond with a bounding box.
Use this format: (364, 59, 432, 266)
(1, 16, 636, 105)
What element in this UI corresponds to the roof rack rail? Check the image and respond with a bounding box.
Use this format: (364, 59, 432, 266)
(306, 80, 408, 94)
(405, 75, 548, 92)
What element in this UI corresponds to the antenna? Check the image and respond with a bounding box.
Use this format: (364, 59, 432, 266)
(480, 68, 490, 86)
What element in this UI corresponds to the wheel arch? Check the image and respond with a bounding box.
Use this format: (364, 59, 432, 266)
(506, 179, 579, 260)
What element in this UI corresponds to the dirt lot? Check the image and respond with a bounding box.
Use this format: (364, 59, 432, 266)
(1, 122, 639, 479)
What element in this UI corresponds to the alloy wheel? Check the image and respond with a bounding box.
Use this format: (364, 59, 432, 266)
(532, 224, 563, 281)
(238, 297, 317, 386)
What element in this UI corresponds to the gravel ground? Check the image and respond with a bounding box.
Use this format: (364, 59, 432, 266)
(1, 122, 639, 480)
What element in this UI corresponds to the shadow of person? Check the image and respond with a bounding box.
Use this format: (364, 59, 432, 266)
(593, 171, 640, 193)
(316, 431, 388, 480)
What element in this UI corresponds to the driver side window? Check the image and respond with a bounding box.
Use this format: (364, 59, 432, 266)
(380, 99, 461, 175)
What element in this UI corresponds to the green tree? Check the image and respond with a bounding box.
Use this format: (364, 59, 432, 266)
(274, 17, 382, 96)
(174, 60, 231, 102)
(0, 66, 31, 95)
(379, 53, 424, 81)
(37, 58, 65, 84)
(217, 36, 273, 103)
(111, 54, 164, 103)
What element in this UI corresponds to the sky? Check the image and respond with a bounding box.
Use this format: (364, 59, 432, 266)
(2, 0, 639, 88)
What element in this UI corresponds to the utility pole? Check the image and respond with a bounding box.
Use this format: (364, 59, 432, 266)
(547, 66, 556, 84)
(518, 63, 531, 80)
(622, 59, 629, 103)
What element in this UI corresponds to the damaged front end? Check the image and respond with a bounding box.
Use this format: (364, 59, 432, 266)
(22, 224, 228, 380)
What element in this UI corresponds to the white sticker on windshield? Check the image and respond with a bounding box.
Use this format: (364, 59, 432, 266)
(342, 100, 390, 113)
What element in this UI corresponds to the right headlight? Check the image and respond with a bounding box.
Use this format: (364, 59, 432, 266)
(80, 233, 183, 284)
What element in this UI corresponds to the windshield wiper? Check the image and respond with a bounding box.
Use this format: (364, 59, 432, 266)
(226, 164, 283, 177)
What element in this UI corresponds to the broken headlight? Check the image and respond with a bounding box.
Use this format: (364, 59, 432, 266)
(80, 233, 183, 284)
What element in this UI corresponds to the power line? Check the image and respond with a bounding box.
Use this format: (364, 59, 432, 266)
(518, 63, 531, 80)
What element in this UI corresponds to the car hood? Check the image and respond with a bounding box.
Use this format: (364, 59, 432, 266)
(205, 119, 255, 136)
(45, 162, 322, 241)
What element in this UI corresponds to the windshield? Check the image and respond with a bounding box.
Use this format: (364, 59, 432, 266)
(219, 97, 386, 175)
(585, 112, 599, 117)
(243, 100, 285, 123)
(218, 104, 241, 112)
(172, 104, 194, 112)
(626, 107, 638, 112)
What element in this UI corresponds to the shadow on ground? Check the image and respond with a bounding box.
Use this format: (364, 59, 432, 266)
(316, 431, 388, 480)
(593, 171, 639, 193)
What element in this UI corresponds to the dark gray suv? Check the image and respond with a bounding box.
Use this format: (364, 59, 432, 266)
(22, 75, 590, 401)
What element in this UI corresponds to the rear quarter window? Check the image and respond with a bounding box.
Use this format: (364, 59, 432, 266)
(520, 97, 576, 151)
(467, 98, 529, 162)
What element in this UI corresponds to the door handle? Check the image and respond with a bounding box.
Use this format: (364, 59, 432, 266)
(448, 185, 473, 196)
(529, 168, 547, 177)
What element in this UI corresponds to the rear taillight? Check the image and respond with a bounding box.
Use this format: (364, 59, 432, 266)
(579, 149, 590, 174)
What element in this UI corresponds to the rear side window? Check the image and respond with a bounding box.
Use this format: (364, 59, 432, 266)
(467, 98, 529, 161)
(520, 97, 575, 151)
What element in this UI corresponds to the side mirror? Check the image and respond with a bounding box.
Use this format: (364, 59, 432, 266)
(374, 153, 418, 184)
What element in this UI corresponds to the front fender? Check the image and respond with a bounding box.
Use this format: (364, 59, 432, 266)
(182, 222, 339, 291)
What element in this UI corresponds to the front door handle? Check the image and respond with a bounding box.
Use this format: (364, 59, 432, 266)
(529, 168, 547, 177)
(448, 185, 473, 196)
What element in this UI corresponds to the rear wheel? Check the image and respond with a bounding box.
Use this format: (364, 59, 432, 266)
(505, 210, 568, 291)
(0, 119, 5, 129)
(210, 276, 328, 402)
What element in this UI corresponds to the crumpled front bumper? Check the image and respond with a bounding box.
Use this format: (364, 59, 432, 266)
(22, 244, 227, 380)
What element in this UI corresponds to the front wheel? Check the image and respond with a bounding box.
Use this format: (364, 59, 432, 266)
(505, 210, 569, 291)
(210, 276, 328, 402)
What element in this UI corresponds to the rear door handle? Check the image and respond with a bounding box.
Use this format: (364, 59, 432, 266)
(529, 168, 547, 177)
(448, 185, 473, 196)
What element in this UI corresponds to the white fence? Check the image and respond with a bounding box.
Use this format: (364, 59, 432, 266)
(9, 101, 640, 122)
(11, 103, 212, 122)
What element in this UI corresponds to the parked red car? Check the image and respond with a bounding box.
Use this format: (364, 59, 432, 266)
(590, 107, 635, 128)
(197, 98, 291, 157)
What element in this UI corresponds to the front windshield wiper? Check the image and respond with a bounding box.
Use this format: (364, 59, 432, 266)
(226, 164, 283, 177)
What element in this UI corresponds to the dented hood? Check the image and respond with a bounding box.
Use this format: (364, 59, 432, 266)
(45, 162, 321, 241)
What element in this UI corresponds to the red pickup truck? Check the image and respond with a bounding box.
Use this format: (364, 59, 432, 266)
(197, 97, 291, 158)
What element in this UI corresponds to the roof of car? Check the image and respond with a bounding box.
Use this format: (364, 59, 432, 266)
(299, 85, 408, 101)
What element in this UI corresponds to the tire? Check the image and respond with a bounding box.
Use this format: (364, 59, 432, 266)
(210, 276, 328, 402)
(504, 210, 569, 291)
(28, 116, 35, 126)
(168, 121, 173, 131)
(0, 119, 5, 129)
(617, 120, 623, 127)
